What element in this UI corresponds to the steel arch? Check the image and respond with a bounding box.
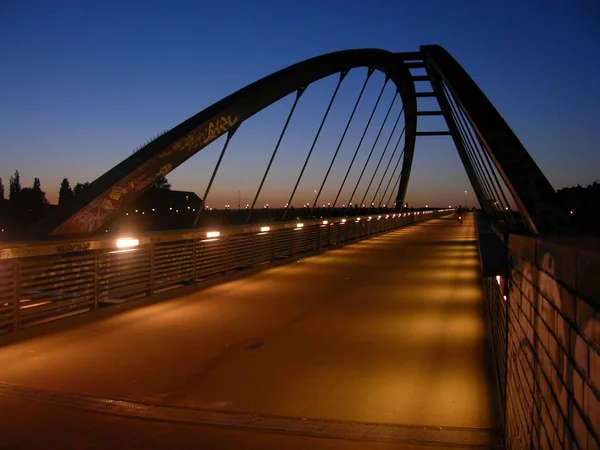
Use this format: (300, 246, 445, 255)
(421, 45, 572, 234)
(36, 50, 416, 236)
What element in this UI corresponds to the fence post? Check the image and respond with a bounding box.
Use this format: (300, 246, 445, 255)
(192, 239, 198, 283)
(149, 242, 155, 296)
(12, 258, 20, 333)
(93, 251, 100, 311)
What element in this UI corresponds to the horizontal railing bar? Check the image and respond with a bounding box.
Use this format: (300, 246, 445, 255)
(0, 213, 435, 260)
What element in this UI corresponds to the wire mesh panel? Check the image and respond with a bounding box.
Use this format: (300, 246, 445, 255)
(291, 226, 308, 255)
(196, 237, 227, 280)
(0, 261, 15, 335)
(304, 225, 321, 252)
(154, 240, 194, 291)
(98, 246, 151, 303)
(252, 231, 274, 265)
(273, 228, 293, 259)
(19, 252, 95, 327)
(319, 224, 331, 248)
(483, 276, 508, 408)
(227, 234, 255, 272)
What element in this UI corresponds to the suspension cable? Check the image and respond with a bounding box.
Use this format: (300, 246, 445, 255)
(330, 77, 389, 210)
(445, 85, 513, 225)
(359, 106, 404, 210)
(448, 102, 506, 224)
(379, 148, 405, 208)
(370, 126, 405, 208)
(193, 125, 239, 227)
(282, 71, 347, 220)
(308, 68, 374, 218)
(344, 91, 398, 212)
(247, 88, 305, 221)
(384, 163, 404, 210)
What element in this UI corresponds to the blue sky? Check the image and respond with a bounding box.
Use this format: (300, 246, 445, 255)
(1, 0, 599, 208)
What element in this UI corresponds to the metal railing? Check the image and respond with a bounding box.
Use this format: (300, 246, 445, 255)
(0, 210, 449, 336)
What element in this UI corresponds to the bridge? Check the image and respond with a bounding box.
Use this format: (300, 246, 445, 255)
(0, 45, 597, 449)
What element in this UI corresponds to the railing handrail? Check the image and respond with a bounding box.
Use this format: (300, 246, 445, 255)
(0, 209, 450, 260)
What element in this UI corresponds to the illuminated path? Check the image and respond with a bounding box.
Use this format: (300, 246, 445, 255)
(0, 214, 503, 449)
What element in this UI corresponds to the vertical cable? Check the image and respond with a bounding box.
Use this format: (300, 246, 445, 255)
(370, 126, 405, 208)
(359, 106, 403, 210)
(282, 71, 347, 220)
(308, 68, 374, 218)
(442, 84, 507, 221)
(379, 148, 405, 208)
(331, 77, 389, 210)
(384, 164, 404, 209)
(344, 91, 398, 212)
(446, 84, 513, 225)
(247, 88, 305, 221)
(193, 125, 239, 227)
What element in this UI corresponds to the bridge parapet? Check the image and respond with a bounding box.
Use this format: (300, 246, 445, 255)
(489, 234, 599, 449)
(0, 210, 449, 340)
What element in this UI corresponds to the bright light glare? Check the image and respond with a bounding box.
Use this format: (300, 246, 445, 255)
(260, 226, 271, 232)
(341, 219, 347, 223)
(356, 218, 361, 222)
(116, 238, 139, 248)
(322, 220, 328, 225)
(496, 275, 501, 285)
(206, 231, 220, 238)
(296, 223, 304, 228)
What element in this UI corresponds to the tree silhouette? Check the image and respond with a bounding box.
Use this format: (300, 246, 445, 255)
(8, 170, 21, 201)
(58, 178, 74, 205)
(33, 177, 42, 193)
(0, 177, 4, 200)
(73, 182, 91, 196)
(154, 175, 171, 190)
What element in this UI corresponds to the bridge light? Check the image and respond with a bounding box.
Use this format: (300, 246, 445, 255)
(356, 218, 361, 222)
(570, 210, 574, 214)
(368, 216, 372, 220)
(496, 275, 501, 286)
(260, 226, 270, 232)
(341, 219, 346, 223)
(206, 231, 220, 238)
(125, 213, 129, 215)
(296, 223, 304, 229)
(135, 209, 138, 213)
(152, 208, 155, 211)
(170, 207, 173, 210)
(322, 220, 328, 225)
(116, 238, 139, 249)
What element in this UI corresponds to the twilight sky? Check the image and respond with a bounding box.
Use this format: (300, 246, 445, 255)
(1, 0, 599, 209)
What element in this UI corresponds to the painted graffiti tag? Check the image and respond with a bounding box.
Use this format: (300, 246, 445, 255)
(171, 115, 239, 154)
(56, 242, 91, 254)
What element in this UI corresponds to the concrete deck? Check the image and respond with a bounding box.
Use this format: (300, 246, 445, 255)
(0, 214, 503, 448)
